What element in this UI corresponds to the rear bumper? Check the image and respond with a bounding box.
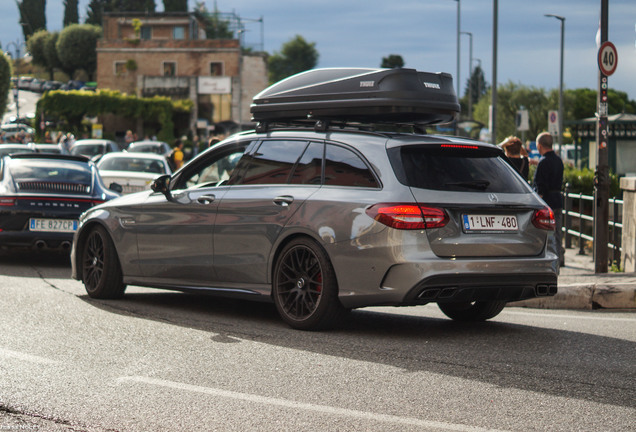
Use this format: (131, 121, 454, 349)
(0, 231, 74, 251)
(403, 273, 557, 305)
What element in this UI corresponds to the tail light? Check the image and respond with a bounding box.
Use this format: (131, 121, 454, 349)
(366, 203, 449, 230)
(532, 207, 555, 230)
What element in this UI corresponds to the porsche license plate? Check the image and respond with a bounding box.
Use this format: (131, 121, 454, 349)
(462, 214, 518, 232)
(29, 218, 78, 233)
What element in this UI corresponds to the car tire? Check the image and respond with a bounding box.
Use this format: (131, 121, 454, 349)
(438, 300, 506, 321)
(82, 225, 126, 299)
(273, 238, 346, 330)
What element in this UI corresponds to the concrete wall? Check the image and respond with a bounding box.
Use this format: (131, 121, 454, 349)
(621, 177, 636, 271)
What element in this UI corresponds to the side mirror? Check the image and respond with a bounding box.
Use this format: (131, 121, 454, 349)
(151, 174, 172, 200)
(109, 182, 123, 194)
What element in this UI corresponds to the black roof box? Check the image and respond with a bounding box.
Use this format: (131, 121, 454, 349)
(250, 68, 460, 126)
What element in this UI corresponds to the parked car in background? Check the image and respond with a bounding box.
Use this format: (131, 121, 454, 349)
(126, 140, 172, 157)
(60, 80, 85, 91)
(17, 76, 34, 90)
(69, 139, 120, 162)
(29, 78, 45, 93)
(0, 153, 119, 252)
(27, 143, 68, 154)
(0, 144, 36, 158)
(41, 80, 63, 92)
(96, 152, 171, 195)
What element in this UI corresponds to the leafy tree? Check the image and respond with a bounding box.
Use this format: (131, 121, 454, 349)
(163, 0, 187, 12)
(56, 24, 102, 80)
(63, 0, 79, 27)
(26, 29, 49, 70)
(268, 35, 319, 84)
(464, 65, 488, 107)
(473, 82, 550, 142)
(110, 0, 156, 12)
(85, 0, 110, 26)
(0, 52, 12, 120)
(17, 0, 47, 42)
(44, 32, 63, 79)
(381, 54, 404, 69)
(194, 2, 233, 39)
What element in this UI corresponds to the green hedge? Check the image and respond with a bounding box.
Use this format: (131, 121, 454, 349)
(563, 166, 621, 198)
(36, 89, 192, 142)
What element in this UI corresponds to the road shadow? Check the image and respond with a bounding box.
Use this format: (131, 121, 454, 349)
(80, 290, 636, 410)
(0, 250, 71, 278)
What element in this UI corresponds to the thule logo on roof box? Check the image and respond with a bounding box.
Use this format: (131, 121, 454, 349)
(359, 81, 375, 87)
(423, 82, 441, 89)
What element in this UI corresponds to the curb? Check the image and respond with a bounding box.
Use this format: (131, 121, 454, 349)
(510, 282, 636, 310)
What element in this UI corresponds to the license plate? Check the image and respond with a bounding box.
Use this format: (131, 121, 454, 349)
(29, 218, 78, 233)
(462, 214, 518, 232)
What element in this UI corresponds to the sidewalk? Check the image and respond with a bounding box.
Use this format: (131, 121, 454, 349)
(510, 248, 636, 310)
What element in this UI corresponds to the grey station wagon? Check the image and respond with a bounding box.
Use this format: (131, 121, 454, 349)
(71, 68, 558, 330)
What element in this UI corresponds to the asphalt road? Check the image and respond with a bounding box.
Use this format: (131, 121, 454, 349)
(0, 251, 634, 432)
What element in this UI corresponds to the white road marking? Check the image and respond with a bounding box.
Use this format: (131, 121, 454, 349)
(0, 347, 60, 365)
(117, 375, 508, 432)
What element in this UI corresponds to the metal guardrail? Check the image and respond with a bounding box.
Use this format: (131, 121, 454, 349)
(562, 185, 623, 269)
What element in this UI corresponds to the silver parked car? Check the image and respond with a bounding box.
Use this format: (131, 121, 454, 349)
(71, 68, 558, 330)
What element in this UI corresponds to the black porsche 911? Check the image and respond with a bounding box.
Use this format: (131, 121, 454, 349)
(0, 153, 120, 252)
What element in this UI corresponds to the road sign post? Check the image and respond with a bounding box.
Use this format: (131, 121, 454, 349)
(594, 0, 613, 274)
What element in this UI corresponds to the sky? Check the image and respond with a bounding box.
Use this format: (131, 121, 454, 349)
(1, 0, 635, 105)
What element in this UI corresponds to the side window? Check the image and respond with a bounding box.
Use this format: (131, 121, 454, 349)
(324, 144, 378, 188)
(174, 145, 249, 190)
(234, 140, 308, 185)
(289, 141, 323, 185)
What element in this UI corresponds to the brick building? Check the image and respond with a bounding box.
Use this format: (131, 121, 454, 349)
(96, 12, 268, 141)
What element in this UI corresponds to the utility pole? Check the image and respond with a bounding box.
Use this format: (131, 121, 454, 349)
(461, 31, 473, 119)
(491, 0, 498, 145)
(594, 0, 611, 273)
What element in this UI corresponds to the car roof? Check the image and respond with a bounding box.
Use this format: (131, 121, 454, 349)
(129, 140, 168, 146)
(7, 153, 90, 163)
(98, 151, 167, 161)
(72, 139, 117, 146)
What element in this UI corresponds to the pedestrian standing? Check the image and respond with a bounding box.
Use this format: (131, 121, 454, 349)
(500, 135, 529, 181)
(533, 132, 564, 266)
(171, 139, 185, 170)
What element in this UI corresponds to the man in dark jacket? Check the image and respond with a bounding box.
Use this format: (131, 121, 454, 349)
(533, 132, 564, 266)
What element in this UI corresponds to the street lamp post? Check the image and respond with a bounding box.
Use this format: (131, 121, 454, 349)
(461, 31, 473, 119)
(545, 14, 565, 154)
(6, 40, 22, 122)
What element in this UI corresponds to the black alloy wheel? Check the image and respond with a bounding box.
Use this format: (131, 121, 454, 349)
(82, 225, 126, 299)
(273, 238, 345, 330)
(437, 300, 507, 321)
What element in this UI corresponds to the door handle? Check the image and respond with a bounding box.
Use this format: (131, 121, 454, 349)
(196, 194, 216, 205)
(273, 195, 294, 207)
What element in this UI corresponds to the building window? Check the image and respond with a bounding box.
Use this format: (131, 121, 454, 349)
(114, 61, 127, 76)
(210, 62, 224, 76)
(163, 62, 177, 77)
(140, 26, 152, 40)
(173, 26, 185, 40)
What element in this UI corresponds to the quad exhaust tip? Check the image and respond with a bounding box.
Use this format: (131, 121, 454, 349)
(536, 284, 558, 296)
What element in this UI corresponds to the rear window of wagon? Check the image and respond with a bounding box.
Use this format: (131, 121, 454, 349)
(388, 145, 530, 193)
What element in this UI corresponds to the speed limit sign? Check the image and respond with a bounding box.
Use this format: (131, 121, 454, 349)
(598, 41, 618, 76)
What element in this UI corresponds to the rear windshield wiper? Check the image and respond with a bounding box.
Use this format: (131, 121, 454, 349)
(444, 180, 490, 190)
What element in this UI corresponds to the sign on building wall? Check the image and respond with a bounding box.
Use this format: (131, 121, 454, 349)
(198, 77, 232, 95)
